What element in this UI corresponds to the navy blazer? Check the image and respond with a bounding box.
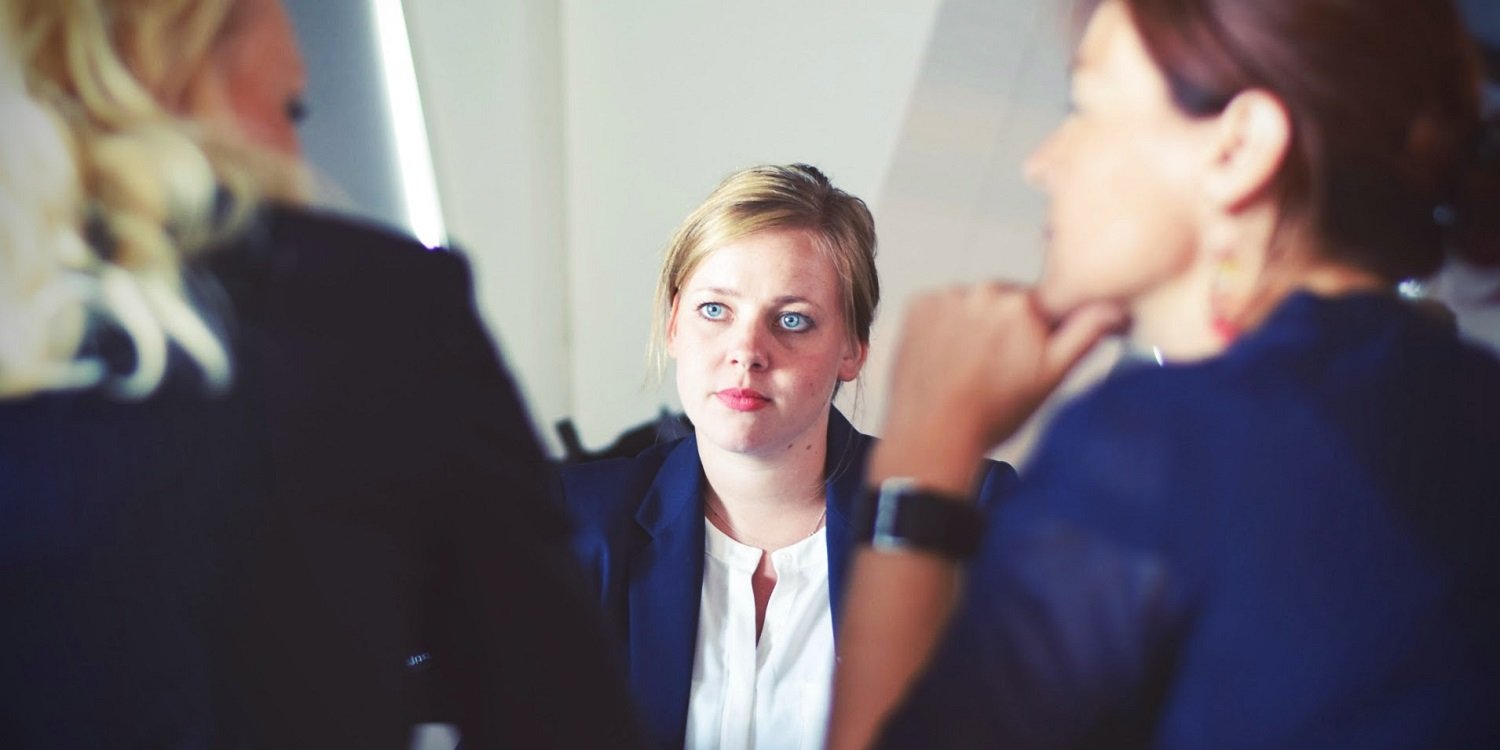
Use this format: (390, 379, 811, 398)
(560, 408, 1018, 748)
(881, 292, 1500, 749)
(0, 205, 644, 749)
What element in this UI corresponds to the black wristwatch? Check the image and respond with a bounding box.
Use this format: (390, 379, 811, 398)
(854, 477, 984, 560)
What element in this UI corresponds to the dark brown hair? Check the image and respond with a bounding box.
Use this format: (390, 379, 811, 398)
(1084, 0, 1500, 278)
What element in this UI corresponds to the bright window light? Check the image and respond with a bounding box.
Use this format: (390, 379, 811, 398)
(372, 0, 447, 249)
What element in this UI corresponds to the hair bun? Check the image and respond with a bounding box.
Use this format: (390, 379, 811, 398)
(1445, 113, 1500, 267)
(789, 163, 831, 186)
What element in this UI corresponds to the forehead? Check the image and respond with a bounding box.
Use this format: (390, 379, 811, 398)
(680, 229, 840, 303)
(1073, 1, 1152, 83)
(1070, 0, 1178, 111)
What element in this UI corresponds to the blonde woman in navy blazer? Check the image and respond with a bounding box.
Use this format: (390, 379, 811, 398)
(561, 164, 1018, 749)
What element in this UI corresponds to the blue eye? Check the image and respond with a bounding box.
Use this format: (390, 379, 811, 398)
(778, 312, 811, 331)
(698, 302, 728, 320)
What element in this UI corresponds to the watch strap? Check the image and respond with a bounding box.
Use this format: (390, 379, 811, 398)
(854, 477, 984, 560)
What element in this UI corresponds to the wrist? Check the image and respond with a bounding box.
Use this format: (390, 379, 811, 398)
(869, 431, 988, 498)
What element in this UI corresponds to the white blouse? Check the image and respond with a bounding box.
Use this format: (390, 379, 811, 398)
(683, 520, 835, 750)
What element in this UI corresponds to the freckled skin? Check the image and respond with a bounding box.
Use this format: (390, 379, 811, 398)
(668, 228, 865, 460)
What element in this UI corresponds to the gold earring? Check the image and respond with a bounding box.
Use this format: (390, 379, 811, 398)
(1209, 255, 1243, 343)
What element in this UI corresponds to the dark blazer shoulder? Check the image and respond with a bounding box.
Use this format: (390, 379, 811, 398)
(561, 438, 687, 533)
(266, 205, 470, 289)
(264, 204, 452, 258)
(203, 204, 472, 312)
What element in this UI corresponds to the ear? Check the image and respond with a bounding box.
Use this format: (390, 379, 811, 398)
(665, 295, 683, 359)
(1202, 89, 1292, 213)
(837, 339, 869, 382)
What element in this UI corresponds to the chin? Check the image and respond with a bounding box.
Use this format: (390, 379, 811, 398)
(695, 416, 771, 455)
(1033, 279, 1083, 321)
(1037, 275, 1140, 325)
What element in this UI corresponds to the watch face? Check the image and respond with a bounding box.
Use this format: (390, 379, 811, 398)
(870, 478, 918, 551)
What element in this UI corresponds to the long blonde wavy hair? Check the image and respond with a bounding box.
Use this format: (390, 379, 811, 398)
(0, 0, 305, 399)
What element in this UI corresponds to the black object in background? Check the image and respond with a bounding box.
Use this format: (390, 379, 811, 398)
(556, 410, 694, 465)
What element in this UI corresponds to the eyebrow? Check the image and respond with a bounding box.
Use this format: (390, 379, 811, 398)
(690, 287, 822, 308)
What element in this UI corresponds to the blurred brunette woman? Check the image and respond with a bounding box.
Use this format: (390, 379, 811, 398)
(830, 0, 1500, 747)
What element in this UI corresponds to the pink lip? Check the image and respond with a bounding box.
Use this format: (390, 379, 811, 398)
(715, 388, 770, 412)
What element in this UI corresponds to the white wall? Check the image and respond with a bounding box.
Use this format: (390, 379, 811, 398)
(857, 0, 1117, 464)
(285, 1, 409, 234)
(405, 0, 948, 452)
(401, 0, 1084, 457)
(403, 1, 571, 448)
(558, 0, 946, 449)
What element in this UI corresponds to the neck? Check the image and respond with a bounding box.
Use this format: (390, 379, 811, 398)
(1131, 214, 1387, 361)
(1128, 250, 1222, 361)
(698, 418, 829, 551)
(1241, 259, 1386, 325)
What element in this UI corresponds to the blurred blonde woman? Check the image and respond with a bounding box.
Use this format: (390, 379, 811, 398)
(559, 163, 1018, 750)
(0, 0, 643, 747)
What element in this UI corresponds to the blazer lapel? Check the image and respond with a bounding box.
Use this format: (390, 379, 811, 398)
(823, 408, 871, 636)
(628, 436, 706, 748)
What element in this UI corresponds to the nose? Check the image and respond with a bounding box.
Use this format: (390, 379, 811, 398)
(726, 321, 769, 372)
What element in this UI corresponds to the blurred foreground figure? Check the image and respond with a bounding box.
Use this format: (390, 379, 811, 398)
(830, 0, 1500, 748)
(0, 0, 643, 747)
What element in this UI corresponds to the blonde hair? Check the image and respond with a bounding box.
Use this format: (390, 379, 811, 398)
(0, 0, 305, 399)
(0, 17, 101, 395)
(649, 163, 880, 380)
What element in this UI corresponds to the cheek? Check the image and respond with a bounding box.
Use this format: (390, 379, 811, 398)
(787, 346, 846, 399)
(671, 335, 708, 379)
(222, 67, 300, 156)
(1041, 135, 1199, 310)
(671, 327, 728, 398)
(671, 322, 717, 363)
(673, 348, 711, 413)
